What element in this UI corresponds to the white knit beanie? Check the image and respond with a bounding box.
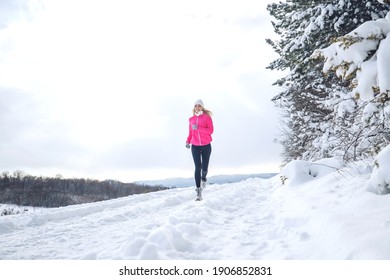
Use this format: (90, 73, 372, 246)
(194, 99, 204, 107)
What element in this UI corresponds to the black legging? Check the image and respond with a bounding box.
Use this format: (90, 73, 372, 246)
(191, 144, 212, 188)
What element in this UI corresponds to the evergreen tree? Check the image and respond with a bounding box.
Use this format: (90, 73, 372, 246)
(267, 0, 389, 164)
(313, 6, 390, 160)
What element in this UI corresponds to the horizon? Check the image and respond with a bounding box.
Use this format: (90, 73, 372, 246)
(0, 168, 280, 184)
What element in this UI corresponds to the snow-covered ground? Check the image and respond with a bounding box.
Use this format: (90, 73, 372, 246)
(1, 158, 390, 260)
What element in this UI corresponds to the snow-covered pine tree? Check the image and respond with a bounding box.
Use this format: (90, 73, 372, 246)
(267, 0, 389, 164)
(313, 3, 390, 160)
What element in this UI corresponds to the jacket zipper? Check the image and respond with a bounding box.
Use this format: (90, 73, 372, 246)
(196, 116, 202, 146)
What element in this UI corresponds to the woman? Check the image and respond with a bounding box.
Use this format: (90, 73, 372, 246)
(186, 99, 214, 201)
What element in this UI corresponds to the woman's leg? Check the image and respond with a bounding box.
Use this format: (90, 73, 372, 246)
(200, 144, 212, 181)
(191, 145, 202, 188)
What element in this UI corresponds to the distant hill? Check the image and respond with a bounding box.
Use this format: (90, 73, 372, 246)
(0, 172, 168, 208)
(135, 173, 278, 188)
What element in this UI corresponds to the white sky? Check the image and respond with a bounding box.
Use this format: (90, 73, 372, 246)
(0, 0, 283, 182)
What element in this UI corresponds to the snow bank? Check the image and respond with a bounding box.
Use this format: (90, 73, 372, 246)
(369, 145, 390, 194)
(281, 157, 345, 186)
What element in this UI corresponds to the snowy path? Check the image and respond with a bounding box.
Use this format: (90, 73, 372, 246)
(0, 178, 284, 259)
(2, 169, 390, 260)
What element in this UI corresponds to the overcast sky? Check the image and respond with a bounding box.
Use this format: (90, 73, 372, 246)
(0, 0, 283, 182)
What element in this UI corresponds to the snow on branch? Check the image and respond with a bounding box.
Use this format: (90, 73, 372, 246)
(312, 12, 390, 101)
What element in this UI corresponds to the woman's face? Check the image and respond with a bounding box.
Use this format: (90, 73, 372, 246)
(194, 104, 203, 113)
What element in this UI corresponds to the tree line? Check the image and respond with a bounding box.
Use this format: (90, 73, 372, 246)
(0, 171, 168, 208)
(266, 0, 390, 165)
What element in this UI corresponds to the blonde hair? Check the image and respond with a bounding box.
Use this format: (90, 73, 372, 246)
(192, 106, 213, 116)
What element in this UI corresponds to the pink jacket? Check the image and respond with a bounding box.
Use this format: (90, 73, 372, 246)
(186, 113, 214, 146)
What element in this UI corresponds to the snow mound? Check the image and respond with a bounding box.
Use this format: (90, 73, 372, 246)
(369, 145, 390, 194)
(281, 157, 345, 186)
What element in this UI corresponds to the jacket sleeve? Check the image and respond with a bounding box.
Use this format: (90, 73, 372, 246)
(186, 120, 193, 143)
